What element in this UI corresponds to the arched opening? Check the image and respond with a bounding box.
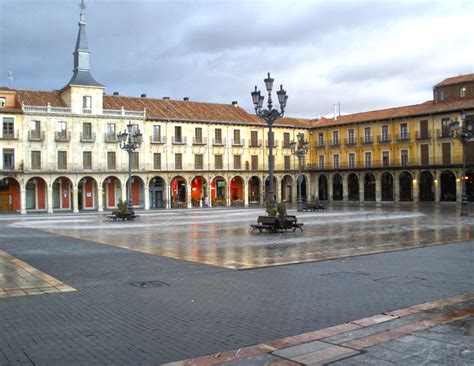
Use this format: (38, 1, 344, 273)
(467, 170, 474, 202)
(26, 177, 47, 211)
(381, 172, 394, 201)
(399, 171, 413, 201)
(53, 177, 73, 211)
(191, 176, 207, 207)
(0, 177, 20, 213)
(211, 176, 226, 206)
(171, 176, 187, 208)
(297, 175, 307, 202)
(230, 176, 244, 206)
(149, 177, 166, 208)
(102, 176, 122, 210)
(419, 171, 434, 202)
(332, 174, 343, 201)
(264, 176, 277, 202)
(248, 176, 261, 205)
(78, 176, 98, 210)
(364, 173, 376, 201)
(125, 176, 144, 208)
(318, 175, 328, 201)
(281, 175, 293, 202)
(348, 173, 359, 201)
(440, 171, 456, 202)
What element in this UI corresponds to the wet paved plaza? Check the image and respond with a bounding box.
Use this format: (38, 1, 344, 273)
(7, 204, 474, 269)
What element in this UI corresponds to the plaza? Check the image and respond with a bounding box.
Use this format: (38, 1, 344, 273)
(0, 204, 473, 364)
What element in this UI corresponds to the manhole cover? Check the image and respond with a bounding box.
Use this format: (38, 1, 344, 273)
(130, 280, 170, 288)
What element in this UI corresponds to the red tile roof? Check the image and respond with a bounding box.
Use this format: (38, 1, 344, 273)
(434, 73, 474, 87)
(15, 89, 67, 107)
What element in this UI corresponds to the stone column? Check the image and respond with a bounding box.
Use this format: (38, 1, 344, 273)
(73, 187, 79, 213)
(434, 171, 441, 203)
(291, 178, 297, 205)
(97, 187, 104, 212)
(187, 182, 192, 208)
(343, 175, 348, 201)
(20, 188, 26, 214)
(375, 173, 382, 202)
(227, 180, 231, 206)
(456, 169, 463, 203)
(244, 179, 249, 207)
(394, 172, 400, 202)
(305, 175, 311, 202)
(412, 171, 419, 203)
(144, 184, 150, 210)
(276, 177, 281, 203)
(121, 184, 127, 204)
(313, 175, 319, 201)
(166, 182, 171, 209)
(358, 174, 364, 203)
(260, 177, 265, 205)
(328, 174, 333, 201)
(47, 187, 53, 213)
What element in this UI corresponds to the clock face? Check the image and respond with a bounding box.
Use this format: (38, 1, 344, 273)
(79, 52, 90, 69)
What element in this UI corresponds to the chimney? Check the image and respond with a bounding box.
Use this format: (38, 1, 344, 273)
(338, 101, 341, 116)
(232, 101, 238, 107)
(113, 91, 119, 96)
(183, 97, 189, 101)
(334, 104, 337, 120)
(163, 97, 170, 100)
(141, 93, 147, 98)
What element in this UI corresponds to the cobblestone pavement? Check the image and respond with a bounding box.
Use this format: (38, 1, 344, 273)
(0, 205, 472, 364)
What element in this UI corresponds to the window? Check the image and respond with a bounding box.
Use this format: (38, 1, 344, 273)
(233, 154, 241, 169)
(319, 155, 325, 169)
(107, 152, 116, 170)
(57, 121, 67, 138)
(332, 131, 339, 146)
(174, 126, 182, 143)
(436, 89, 444, 101)
(365, 152, 372, 167)
(233, 129, 241, 145)
(460, 86, 466, 98)
(152, 125, 161, 142)
(58, 151, 67, 170)
(284, 155, 291, 170)
(30, 120, 41, 139)
(364, 127, 371, 143)
(83, 96, 92, 109)
(381, 125, 389, 141)
(214, 128, 222, 144)
(283, 132, 290, 148)
(153, 153, 161, 170)
(31, 151, 41, 170)
(400, 123, 408, 140)
(195, 154, 203, 169)
(3, 149, 14, 170)
(333, 154, 339, 169)
(318, 133, 324, 147)
(195, 127, 203, 144)
(348, 129, 355, 144)
(348, 153, 355, 168)
(441, 118, 451, 137)
(0, 97, 5, 107)
(215, 154, 223, 169)
(2, 117, 14, 138)
(82, 122, 92, 140)
(106, 123, 116, 141)
(401, 149, 408, 166)
(250, 131, 259, 147)
(251, 155, 258, 171)
(131, 152, 139, 169)
(83, 151, 92, 169)
(382, 151, 390, 167)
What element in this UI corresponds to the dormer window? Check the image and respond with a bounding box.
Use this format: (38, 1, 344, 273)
(460, 86, 466, 98)
(0, 97, 5, 107)
(436, 89, 445, 101)
(83, 96, 92, 109)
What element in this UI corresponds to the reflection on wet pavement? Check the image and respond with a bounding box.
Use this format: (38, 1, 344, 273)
(7, 205, 474, 270)
(0, 250, 76, 298)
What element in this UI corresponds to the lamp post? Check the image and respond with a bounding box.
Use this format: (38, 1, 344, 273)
(450, 110, 472, 216)
(251, 73, 288, 205)
(117, 123, 143, 211)
(290, 132, 309, 211)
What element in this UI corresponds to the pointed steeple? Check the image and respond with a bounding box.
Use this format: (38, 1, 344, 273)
(66, 0, 103, 87)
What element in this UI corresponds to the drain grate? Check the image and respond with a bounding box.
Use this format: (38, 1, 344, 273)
(130, 280, 170, 288)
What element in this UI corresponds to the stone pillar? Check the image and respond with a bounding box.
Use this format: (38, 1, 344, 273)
(394, 172, 400, 202)
(375, 173, 382, 202)
(314, 175, 319, 201)
(20, 188, 26, 214)
(244, 179, 249, 207)
(121, 184, 127, 203)
(260, 178, 265, 205)
(187, 182, 192, 208)
(97, 187, 104, 212)
(328, 174, 333, 201)
(47, 187, 53, 213)
(343, 175, 348, 201)
(275, 177, 281, 203)
(359, 174, 364, 203)
(456, 169, 463, 203)
(144, 184, 150, 210)
(166, 182, 171, 209)
(291, 178, 297, 205)
(412, 172, 419, 203)
(73, 188, 79, 213)
(227, 180, 231, 206)
(305, 175, 311, 202)
(434, 172, 441, 203)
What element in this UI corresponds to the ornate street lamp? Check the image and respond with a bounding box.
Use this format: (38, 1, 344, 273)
(450, 110, 473, 216)
(117, 123, 143, 211)
(251, 73, 288, 205)
(290, 132, 309, 211)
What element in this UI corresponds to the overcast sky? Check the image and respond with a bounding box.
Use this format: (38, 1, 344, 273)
(1, 0, 474, 118)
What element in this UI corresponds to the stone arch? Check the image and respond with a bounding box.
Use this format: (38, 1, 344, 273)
(191, 176, 208, 207)
(440, 170, 456, 202)
(298, 174, 308, 202)
(149, 176, 166, 208)
(332, 174, 343, 201)
(0, 176, 21, 213)
(78, 176, 98, 210)
(248, 176, 261, 205)
(52, 176, 73, 211)
(467, 170, 474, 202)
(419, 171, 434, 202)
(399, 171, 413, 201)
(230, 175, 244, 205)
(318, 175, 328, 201)
(381, 172, 394, 201)
(25, 176, 48, 211)
(125, 175, 145, 208)
(281, 175, 293, 202)
(102, 176, 122, 210)
(211, 176, 226, 206)
(364, 173, 376, 201)
(348, 173, 359, 201)
(171, 176, 187, 208)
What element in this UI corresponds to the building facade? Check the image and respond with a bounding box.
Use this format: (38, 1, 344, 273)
(1, 6, 473, 214)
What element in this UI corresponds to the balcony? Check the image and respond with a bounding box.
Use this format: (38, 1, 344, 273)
(231, 138, 245, 147)
(344, 138, 357, 146)
(22, 103, 146, 118)
(55, 131, 71, 142)
(80, 132, 96, 142)
(416, 131, 431, 140)
(105, 133, 119, 143)
(249, 139, 262, 148)
(363, 136, 373, 145)
(396, 133, 410, 142)
(437, 129, 453, 138)
(150, 135, 166, 144)
(212, 138, 226, 146)
(265, 140, 278, 148)
(172, 136, 187, 145)
(28, 130, 45, 141)
(0, 130, 19, 140)
(82, 108, 92, 114)
(193, 137, 208, 145)
(330, 139, 340, 147)
(377, 135, 391, 143)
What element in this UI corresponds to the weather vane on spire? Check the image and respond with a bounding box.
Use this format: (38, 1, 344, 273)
(79, 0, 86, 22)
